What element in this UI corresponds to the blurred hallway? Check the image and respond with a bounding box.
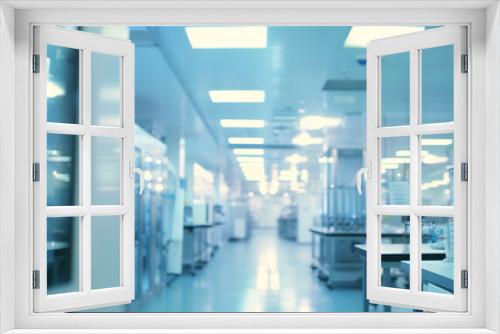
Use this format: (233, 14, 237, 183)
(103, 229, 363, 313)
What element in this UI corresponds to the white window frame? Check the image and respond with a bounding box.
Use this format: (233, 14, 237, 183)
(0, 1, 498, 333)
(365, 26, 467, 312)
(32, 26, 136, 312)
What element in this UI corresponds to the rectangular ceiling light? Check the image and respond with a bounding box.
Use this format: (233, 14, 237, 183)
(344, 26, 425, 48)
(237, 156, 264, 163)
(209, 90, 265, 103)
(228, 137, 265, 145)
(421, 138, 453, 146)
(185, 26, 267, 49)
(233, 148, 264, 156)
(299, 116, 342, 130)
(220, 119, 265, 128)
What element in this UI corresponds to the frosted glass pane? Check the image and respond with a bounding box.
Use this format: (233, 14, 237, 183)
(47, 134, 80, 206)
(47, 45, 80, 124)
(47, 217, 80, 295)
(421, 134, 454, 206)
(380, 52, 410, 127)
(380, 215, 410, 289)
(91, 137, 121, 205)
(91, 52, 121, 127)
(421, 45, 454, 124)
(380, 137, 410, 205)
(421, 216, 454, 295)
(91, 216, 121, 289)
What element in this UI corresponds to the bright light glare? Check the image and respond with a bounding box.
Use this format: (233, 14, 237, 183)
(220, 119, 265, 128)
(421, 138, 453, 146)
(421, 172, 450, 190)
(299, 116, 342, 130)
(318, 156, 335, 164)
(233, 148, 264, 156)
(292, 132, 324, 146)
(344, 26, 425, 48)
(237, 156, 264, 163)
(228, 137, 265, 145)
(285, 154, 308, 164)
(239, 160, 266, 181)
(382, 157, 410, 164)
(395, 150, 410, 157)
(47, 81, 65, 98)
(258, 181, 268, 195)
(422, 154, 448, 164)
(185, 26, 268, 49)
(209, 90, 265, 103)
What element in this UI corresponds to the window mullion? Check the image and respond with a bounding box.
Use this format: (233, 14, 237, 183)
(82, 48, 92, 294)
(409, 47, 420, 294)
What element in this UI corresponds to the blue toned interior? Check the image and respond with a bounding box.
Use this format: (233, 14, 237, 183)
(45, 26, 454, 313)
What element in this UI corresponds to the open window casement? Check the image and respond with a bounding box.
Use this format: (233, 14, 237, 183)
(364, 26, 467, 312)
(33, 26, 138, 312)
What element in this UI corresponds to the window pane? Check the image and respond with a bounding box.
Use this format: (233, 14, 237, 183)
(380, 137, 410, 205)
(421, 134, 454, 206)
(91, 216, 121, 289)
(421, 216, 454, 294)
(380, 52, 410, 127)
(47, 45, 80, 124)
(91, 52, 122, 127)
(380, 215, 410, 289)
(421, 45, 454, 124)
(47, 134, 80, 206)
(91, 137, 121, 205)
(47, 217, 80, 295)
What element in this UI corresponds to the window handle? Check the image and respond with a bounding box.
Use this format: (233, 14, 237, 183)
(356, 162, 371, 195)
(130, 163, 145, 195)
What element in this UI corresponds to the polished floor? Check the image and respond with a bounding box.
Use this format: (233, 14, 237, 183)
(91, 228, 366, 312)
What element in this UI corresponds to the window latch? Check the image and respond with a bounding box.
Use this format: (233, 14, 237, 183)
(129, 162, 145, 195)
(355, 162, 371, 195)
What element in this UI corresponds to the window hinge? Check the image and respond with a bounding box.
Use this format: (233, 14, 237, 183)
(461, 269, 468, 289)
(32, 54, 40, 73)
(461, 162, 468, 182)
(32, 163, 40, 182)
(461, 54, 468, 73)
(32, 270, 40, 289)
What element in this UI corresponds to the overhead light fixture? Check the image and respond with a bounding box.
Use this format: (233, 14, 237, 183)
(299, 115, 342, 130)
(381, 157, 410, 164)
(421, 138, 453, 146)
(318, 156, 335, 164)
(395, 150, 410, 157)
(220, 119, 265, 128)
(240, 161, 265, 181)
(228, 137, 265, 145)
(292, 131, 324, 146)
(380, 162, 399, 170)
(233, 148, 264, 156)
(209, 90, 265, 103)
(185, 26, 268, 49)
(285, 154, 308, 164)
(344, 26, 425, 48)
(422, 172, 450, 190)
(237, 156, 264, 163)
(422, 154, 448, 164)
